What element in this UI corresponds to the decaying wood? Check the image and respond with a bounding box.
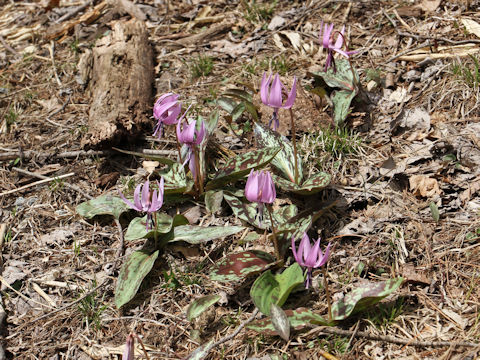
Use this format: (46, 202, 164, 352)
(82, 19, 154, 148)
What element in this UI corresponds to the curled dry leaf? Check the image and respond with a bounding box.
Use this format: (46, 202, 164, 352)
(409, 175, 441, 198)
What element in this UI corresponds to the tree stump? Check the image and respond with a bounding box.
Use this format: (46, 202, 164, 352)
(82, 19, 154, 148)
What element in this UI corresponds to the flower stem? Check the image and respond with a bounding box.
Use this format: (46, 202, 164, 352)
(322, 267, 332, 323)
(266, 205, 281, 263)
(134, 333, 151, 360)
(154, 212, 158, 249)
(193, 146, 204, 195)
(288, 109, 299, 185)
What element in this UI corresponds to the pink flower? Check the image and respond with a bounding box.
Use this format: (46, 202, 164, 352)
(245, 169, 276, 224)
(260, 73, 297, 130)
(319, 22, 356, 71)
(153, 93, 182, 138)
(292, 233, 331, 289)
(176, 118, 206, 178)
(122, 333, 135, 360)
(119, 178, 164, 230)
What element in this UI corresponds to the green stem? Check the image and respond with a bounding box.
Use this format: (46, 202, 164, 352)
(154, 212, 158, 249)
(288, 109, 299, 185)
(322, 267, 332, 323)
(266, 205, 281, 263)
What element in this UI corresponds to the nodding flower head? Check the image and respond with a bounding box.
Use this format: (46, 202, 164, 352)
(176, 118, 206, 147)
(260, 73, 297, 130)
(319, 22, 356, 71)
(291, 233, 331, 289)
(119, 178, 164, 230)
(245, 169, 276, 205)
(122, 333, 135, 360)
(153, 93, 182, 138)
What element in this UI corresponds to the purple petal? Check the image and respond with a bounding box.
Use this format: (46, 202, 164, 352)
(291, 236, 301, 264)
(297, 233, 311, 264)
(141, 180, 150, 211)
(133, 184, 143, 210)
(333, 26, 345, 49)
(305, 238, 321, 267)
(268, 74, 283, 108)
(245, 169, 259, 203)
(315, 242, 331, 267)
(189, 154, 197, 178)
(194, 121, 206, 145)
(119, 190, 140, 211)
(260, 171, 276, 203)
(282, 76, 297, 109)
(260, 72, 271, 106)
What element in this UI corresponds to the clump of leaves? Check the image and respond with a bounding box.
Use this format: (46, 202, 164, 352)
(77, 281, 107, 330)
(242, 0, 277, 23)
(452, 55, 480, 89)
(190, 54, 214, 78)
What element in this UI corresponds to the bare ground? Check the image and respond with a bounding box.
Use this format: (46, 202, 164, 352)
(1, 0, 480, 359)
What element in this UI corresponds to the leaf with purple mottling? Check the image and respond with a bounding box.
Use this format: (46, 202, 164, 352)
(209, 250, 275, 282)
(272, 172, 331, 195)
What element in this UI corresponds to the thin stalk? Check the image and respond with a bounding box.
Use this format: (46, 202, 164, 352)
(266, 205, 281, 263)
(288, 109, 299, 184)
(154, 212, 158, 249)
(322, 267, 332, 323)
(134, 333, 151, 360)
(193, 146, 204, 194)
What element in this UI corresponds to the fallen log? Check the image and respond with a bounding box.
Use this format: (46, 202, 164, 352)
(82, 19, 154, 148)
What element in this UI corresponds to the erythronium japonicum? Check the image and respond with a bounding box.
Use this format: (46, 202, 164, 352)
(153, 93, 182, 139)
(260, 73, 299, 183)
(292, 233, 332, 321)
(245, 169, 281, 259)
(119, 178, 165, 231)
(122, 333, 150, 360)
(319, 22, 356, 72)
(177, 118, 206, 193)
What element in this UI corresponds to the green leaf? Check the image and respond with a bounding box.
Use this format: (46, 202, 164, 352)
(205, 147, 280, 191)
(247, 307, 329, 334)
(169, 225, 245, 244)
(270, 303, 290, 341)
(231, 102, 246, 122)
(250, 263, 304, 315)
(158, 163, 193, 195)
(217, 96, 237, 114)
(115, 250, 159, 308)
(76, 194, 130, 220)
(331, 278, 404, 321)
(112, 147, 175, 165)
(186, 294, 222, 321)
(224, 192, 298, 230)
(124, 213, 174, 241)
(204, 190, 224, 214)
(272, 172, 331, 195)
(124, 214, 189, 241)
(209, 250, 275, 282)
(205, 110, 220, 135)
(331, 89, 356, 125)
(313, 59, 359, 91)
(253, 122, 303, 183)
(223, 88, 253, 103)
(429, 201, 440, 222)
(185, 339, 214, 360)
(244, 101, 259, 121)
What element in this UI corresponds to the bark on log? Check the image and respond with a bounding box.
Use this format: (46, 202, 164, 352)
(82, 19, 154, 148)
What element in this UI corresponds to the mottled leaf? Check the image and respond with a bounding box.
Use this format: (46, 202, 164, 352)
(158, 162, 193, 195)
(253, 122, 303, 183)
(205, 110, 220, 135)
(232, 102, 246, 122)
(217, 96, 237, 114)
(247, 307, 329, 334)
(331, 278, 404, 321)
(76, 194, 130, 220)
(205, 147, 280, 191)
(224, 192, 297, 230)
(331, 89, 356, 125)
(204, 190, 224, 214)
(250, 263, 304, 315)
(187, 294, 221, 321)
(223, 88, 253, 103)
(429, 201, 440, 222)
(112, 147, 175, 165)
(209, 250, 275, 282)
(270, 303, 290, 341)
(169, 225, 245, 244)
(115, 250, 159, 308)
(313, 59, 359, 91)
(273, 172, 331, 195)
